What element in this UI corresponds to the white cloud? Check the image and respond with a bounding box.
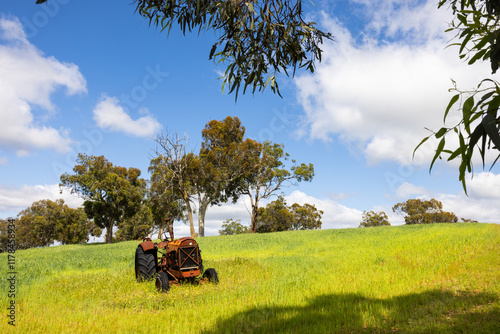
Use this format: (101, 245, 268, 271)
(0, 156, 7, 165)
(295, 1, 492, 166)
(435, 193, 500, 224)
(467, 172, 500, 199)
(0, 16, 87, 155)
(92, 96, 162, 138)
(0, 183, 83, 218)
(395, 181, 429, 199)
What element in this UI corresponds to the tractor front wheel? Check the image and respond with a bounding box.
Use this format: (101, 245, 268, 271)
(203, 268, 219, 284)
(156, 272, 170, 292)
(135, 245, 156, 282)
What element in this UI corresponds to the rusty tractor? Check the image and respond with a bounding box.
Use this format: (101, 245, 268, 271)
(134, 220, 218, 292)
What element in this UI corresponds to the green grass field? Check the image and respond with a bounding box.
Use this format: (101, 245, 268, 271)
(1, 223, 499, 333)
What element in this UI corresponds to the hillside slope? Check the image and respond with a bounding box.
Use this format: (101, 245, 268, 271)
(1, 223, 499, 333)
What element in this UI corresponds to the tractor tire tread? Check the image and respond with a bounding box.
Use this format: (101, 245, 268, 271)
(135, 245, 156, 282)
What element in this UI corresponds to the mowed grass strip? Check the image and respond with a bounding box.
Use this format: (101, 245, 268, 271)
(0, 223, 498, 333)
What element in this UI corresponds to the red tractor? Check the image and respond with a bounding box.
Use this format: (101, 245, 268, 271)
(134, 220, 218, 292)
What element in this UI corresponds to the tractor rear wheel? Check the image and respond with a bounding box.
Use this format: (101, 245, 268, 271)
(135, 245, 156, 282)
(203, 268, 219, 284)
(156, 272, 170, 292)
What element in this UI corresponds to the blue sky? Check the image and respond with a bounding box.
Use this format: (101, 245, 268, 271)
(1, 0, 499, 237)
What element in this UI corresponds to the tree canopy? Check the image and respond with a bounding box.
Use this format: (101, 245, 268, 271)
(256, 196, 322, 233)
(238, 140, 314, 232)
(149, 118, 312, 236)
(416, 0, 500, 192)
(0, 199, 99, 251)
(115, 202, 155, 242)
(195, 116, 261, 236)
(60, 154, 147, 243)
(359, 211, 390, 228)
(218, 219, 250, 235)
(392, 199, 458, 225)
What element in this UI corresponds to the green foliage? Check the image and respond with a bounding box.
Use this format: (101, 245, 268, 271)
(392, 198, 458, 225)
(256, 196, 322, 232)
(359, 210, 390, 227)
(416, 1, 500, 192)
(132, 0, 332, 100)
(60, 153, 147, 243)
(290, 202, 323, 230)
(256, 196, 294, 232)
(196, 116, 262, 236)
(240, 140, 315, 232)
(1, 224, 498, 332)
(0, 219, 9, 252)
(200, 117, 261, 203)
(218, 219, 250, 235)
(0, 199, 99, 251)
(57, 204, 101, 245)
(115, 203, 155, 241)
(150, 118, 314, 236)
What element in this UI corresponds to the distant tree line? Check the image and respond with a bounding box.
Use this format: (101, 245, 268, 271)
(0, 114, 480, 251)
(219, 196, 324, 235)
(0, 116, 315, 251)
(358, 198, 477, 228)
(0, 199, 102, 252)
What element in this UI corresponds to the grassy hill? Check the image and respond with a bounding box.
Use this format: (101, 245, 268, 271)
(1, 223, 499, 333)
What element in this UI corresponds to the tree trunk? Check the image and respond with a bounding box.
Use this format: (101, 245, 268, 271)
(198, 203, 208, 237)
(250, 195, 259, 233)
(157, 224, 163, 240)
(106, 218, 113, 243)
(183, 190, 196, 238)
(197, 197, 210, 237)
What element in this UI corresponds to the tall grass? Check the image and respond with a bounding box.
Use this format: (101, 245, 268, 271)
(1, 223, 498, 333)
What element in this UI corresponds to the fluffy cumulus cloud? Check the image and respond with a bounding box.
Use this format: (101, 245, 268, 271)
(0, 183, 83, 218)
(0, 16, 87, 156)
(295, 0, 492, 166)
(395, 182, 430, 199)
(92, 96, 162, 138)
(467, 172, 500, 199)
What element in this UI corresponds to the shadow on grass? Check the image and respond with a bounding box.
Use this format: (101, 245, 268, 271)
(203, 289, 499, 333)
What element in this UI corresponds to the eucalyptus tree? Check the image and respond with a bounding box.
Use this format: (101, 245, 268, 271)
(359, 211, 390, 228)
(256, 196, 322, 232)
(115, 202, 155, 241)
(149, 155, 189, 239)
(392, 199, 458, 225)
(195, 116, 261, 236)
(150, 132, 197, 237)
(3, 199, 99, 250)
(60, 154, 146, 243)
(238, 140, 314, 232)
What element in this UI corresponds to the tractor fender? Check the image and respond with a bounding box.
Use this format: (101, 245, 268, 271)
(139, 240, 156, 252)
